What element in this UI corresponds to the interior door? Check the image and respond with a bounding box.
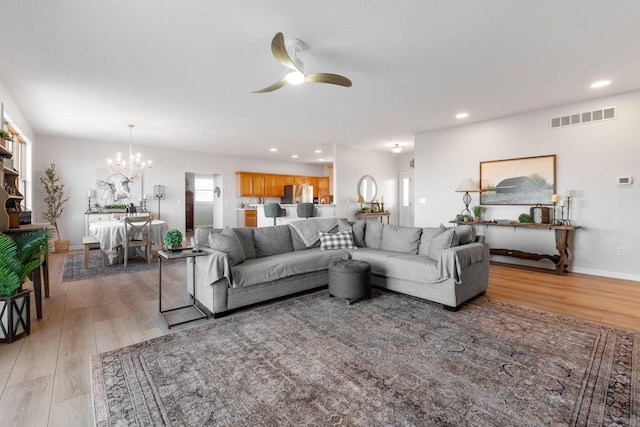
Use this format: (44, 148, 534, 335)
(399, 172, 414, 227)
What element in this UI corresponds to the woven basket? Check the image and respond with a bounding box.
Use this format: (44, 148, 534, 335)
(54, 240, 70, 253)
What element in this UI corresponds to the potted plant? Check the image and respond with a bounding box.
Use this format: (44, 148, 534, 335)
(163, 229, 184, 251)
(0, 129, 14, 143)
(472, 205, 485, 222)
(0, 229, 49, 343)
(40, 164, 70, 252)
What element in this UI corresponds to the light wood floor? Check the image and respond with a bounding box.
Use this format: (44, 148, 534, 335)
(1, 253, 639, 427)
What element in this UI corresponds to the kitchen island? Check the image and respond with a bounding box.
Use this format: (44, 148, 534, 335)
(254, 204, 336, 227)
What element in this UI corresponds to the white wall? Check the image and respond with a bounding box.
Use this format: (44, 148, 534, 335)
(33, 135, 326, 248)
(335, 143, 399, 223)
(414, 90, 640, 280)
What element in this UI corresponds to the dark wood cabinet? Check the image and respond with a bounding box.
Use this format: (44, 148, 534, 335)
(185, 191, 194, 231)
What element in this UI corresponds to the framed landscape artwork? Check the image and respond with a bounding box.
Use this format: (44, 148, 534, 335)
(480, 154, 556, 205)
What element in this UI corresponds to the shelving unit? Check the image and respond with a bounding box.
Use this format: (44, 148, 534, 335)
(0, 144, 24, 231)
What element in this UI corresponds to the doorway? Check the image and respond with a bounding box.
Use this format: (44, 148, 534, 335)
(399, 171, 414, 227)
(185, 172, 223, 232)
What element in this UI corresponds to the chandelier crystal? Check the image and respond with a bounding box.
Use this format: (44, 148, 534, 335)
(107, 124, 150, 182)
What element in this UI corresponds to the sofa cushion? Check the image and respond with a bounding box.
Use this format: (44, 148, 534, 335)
(320, 230, 355, 250)
(351, 248, 401, 276)
(208, 227, 245, 266)
(417, 226, 446, 256)
(427, 228, 459, 262)
(453, 224, 475, 245)
(364, 221, 383, 249)
(380, 224, 422, 254)
(253, 225, 294, 257)
(232, 227, 256, 260)
(384, 254, 440, 283)
(231, 248, 349, 288)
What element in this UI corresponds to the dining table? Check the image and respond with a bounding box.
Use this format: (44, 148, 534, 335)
(89, 219, 169, 262)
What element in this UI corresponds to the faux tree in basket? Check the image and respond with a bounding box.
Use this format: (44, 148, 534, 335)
(40, 164, 70, 252)
(0, 229, 49, 342)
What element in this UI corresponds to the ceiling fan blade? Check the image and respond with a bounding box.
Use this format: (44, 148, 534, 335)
(271, 32, 299, 72)
(305, 73, 352, 87)
(251, 77, 287, 93)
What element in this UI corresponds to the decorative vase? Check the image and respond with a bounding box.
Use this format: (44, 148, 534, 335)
(54, 240, 70, 253)
(0, 289, 31, 343)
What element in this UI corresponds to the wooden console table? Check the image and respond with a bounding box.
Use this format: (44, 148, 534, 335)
(355, 212, 390, 224)
(451, 221, 580, 275)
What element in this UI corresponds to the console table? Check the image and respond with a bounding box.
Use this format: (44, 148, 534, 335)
(355, 212, 390, 224)
(451, 221, 580, 275)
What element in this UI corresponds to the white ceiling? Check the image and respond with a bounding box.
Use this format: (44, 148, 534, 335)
(1, 1, 639, 164)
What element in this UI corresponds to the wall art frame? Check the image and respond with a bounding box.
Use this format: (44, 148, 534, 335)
(480, 154, 556, 205)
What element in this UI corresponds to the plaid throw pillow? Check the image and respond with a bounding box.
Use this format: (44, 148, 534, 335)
(319, 231, 355, 250)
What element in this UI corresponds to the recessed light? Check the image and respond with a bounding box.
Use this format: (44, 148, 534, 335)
(456, 113, 469, 119)
(291, 154, 299, 158)
(315, 150, 322, 153)
(318, 158, 324, 161)
(269, 148, 277, 152)
(590, 80, 611, 88)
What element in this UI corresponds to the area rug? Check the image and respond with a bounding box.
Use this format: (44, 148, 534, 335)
(61, 252, 181, 283)
(90, 290, 639, 426)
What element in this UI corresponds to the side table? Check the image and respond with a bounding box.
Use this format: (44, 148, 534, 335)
(158, 249, 208, 328)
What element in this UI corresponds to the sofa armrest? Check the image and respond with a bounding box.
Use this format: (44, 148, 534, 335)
(436, 242, 487, 284)
(193, 247, 233, 287)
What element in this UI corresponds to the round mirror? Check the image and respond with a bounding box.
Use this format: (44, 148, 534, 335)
(357, 175, 377, 203)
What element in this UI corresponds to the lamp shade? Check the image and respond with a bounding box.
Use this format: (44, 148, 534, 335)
(357, 196, 365, 203)
(455, 178, 480, 193)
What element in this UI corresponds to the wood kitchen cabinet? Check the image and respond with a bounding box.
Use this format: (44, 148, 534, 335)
(244, 210, 257, 227)
(237, 171, 331, 199)
(264, 175, 284, 197)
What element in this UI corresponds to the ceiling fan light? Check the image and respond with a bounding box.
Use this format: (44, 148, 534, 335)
(391, 144, 403, 154)
(285, 71, 305, 85)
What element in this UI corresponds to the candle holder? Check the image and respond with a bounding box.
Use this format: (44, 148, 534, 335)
(564, 195, 572, 225)
(86, 196, 92, 213)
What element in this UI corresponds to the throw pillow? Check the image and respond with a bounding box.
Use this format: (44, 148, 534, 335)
(427, 228, 460, 262)
(418, 225, 446, 256)
(380, 224, 422, 254)
(364, 221, 383, 249)
(208, 227, 245, 266)
(319, 230, 355, 250)
(453, 224, 475, 245)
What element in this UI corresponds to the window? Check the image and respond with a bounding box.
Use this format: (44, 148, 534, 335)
(194, 176, 214, 202)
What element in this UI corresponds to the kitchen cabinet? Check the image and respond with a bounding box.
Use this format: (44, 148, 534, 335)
(237, 172, 331, 199)
(265, 175, 284, 197)
(245, 210, 257, 227)
(318, 177, 330, 201)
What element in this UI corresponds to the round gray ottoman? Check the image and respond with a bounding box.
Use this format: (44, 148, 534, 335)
(328, 259, 371, 305)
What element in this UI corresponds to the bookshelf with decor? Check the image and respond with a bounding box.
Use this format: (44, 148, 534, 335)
(0, 140, 24, 231)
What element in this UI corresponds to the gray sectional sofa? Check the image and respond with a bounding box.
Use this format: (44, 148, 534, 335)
(187, 217, 489, 317)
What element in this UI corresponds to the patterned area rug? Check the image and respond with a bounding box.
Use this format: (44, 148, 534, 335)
(90, 290, 639, 426)
(61, 251, 181, 282)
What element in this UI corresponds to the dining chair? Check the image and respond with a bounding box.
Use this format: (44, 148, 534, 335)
(123, 215, 153, 266)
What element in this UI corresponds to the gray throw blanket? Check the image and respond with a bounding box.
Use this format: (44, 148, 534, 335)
(288, 217, 339, 247)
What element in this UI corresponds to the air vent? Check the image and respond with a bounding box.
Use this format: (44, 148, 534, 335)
(550, 106, 616, 129)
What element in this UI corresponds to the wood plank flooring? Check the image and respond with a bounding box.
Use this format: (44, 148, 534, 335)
(0, 252, 638, 426)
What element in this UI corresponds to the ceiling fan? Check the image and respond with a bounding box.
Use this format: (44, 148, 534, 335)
(251, 32, 352, 93)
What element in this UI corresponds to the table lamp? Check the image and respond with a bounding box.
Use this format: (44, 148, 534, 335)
(357, 195, 365, 212)
(455, 178, 480, 216)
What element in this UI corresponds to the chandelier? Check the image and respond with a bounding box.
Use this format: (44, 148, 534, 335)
(107, 124, 151, 182)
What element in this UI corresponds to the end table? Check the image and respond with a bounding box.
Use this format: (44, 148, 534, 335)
(158, 249, 209, 328)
